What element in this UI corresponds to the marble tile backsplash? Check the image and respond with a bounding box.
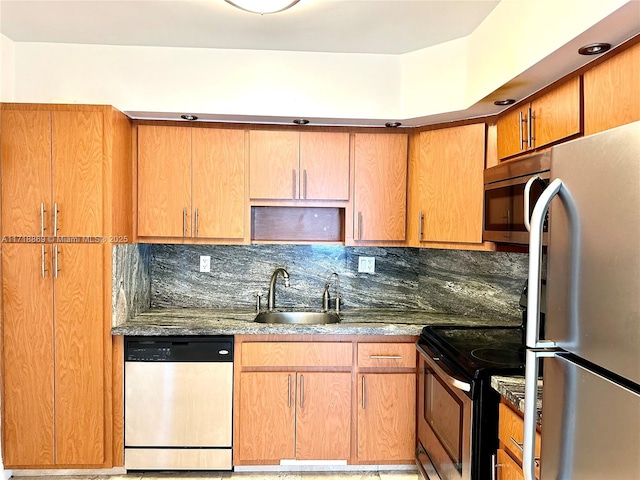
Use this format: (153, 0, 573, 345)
(149, 245, 528, 323)
(112, 243, 152, 325)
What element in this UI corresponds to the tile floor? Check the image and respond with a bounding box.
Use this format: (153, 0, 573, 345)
(14, 471, 419, 480)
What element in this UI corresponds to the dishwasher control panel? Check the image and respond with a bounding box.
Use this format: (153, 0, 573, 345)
(125, 336, 233, 362)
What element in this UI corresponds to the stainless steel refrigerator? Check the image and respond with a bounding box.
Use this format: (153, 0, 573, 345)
(523, 121, 640, 480)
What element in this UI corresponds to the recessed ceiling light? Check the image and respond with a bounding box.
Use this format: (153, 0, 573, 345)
(181, 114, 198, 121)
(293, 118, 309, 125)
(385, 122, 402, 128)
(578, 42, 611, 55)
(224, 0, 300, 14)
(494, 99, 516, 106)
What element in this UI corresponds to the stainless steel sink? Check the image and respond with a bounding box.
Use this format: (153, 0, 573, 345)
(254, 311, 341, 324)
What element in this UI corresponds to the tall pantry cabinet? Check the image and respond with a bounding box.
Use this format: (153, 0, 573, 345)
(0, 103, 132, 468)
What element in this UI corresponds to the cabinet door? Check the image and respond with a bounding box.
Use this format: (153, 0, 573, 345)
(357, 373, 416, 462)
(1, 244, 55, 466)
(295, 372, 351, 460)
(237, 372, 295, 462)
(52, 111, 104, 237)
(531, 76, 580, 149)
(137, 125, 192, 237)
(497, 449, 525, 480)
(353, 134, 407, 241)
(54, 244, 105, 465)
(249, 130, 299, 200)
(192, 128, 245, 239)
(299, 132, 350, 200)
(1, 110, 52, 237)
(497, 107, 526, 160)
(416, 124, 485, 243)
(584, 42, 640, 136)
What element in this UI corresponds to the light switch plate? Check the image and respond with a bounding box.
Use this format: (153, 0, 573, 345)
(358, 256, 375, 273)
(200, 255, 211, 273)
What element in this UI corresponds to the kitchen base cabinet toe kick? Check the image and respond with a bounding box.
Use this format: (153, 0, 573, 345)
(232, 335, 417, 468)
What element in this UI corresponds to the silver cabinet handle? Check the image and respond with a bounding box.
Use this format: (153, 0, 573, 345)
(528, 106, 535, 149)
(183, 207, 187, 237)
(53, 202, 59, 237)
(41, 245, 47, 278)
(303, 169, 308, 199)
(54, 245, 59, 279)
(358, 212, 363, 241)
(510, 436, 524, 452)
(292, 169, 297, 199)
(287, 374, 292, 408)
(370, 355, 402, 359)
(194, 208, 199, 237)
(361, 376, 366, 409)
(491, 453, 502, 480)
(40, 202, 46, 236)
(419, 211, 424, 241)
(300, 374, 305, 408)
(519, 111, 526, 150)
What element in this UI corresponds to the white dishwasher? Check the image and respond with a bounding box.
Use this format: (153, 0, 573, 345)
(124, 336, 233, 470)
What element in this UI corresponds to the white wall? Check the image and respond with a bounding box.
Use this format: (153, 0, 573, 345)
(1, 34, 15, 101)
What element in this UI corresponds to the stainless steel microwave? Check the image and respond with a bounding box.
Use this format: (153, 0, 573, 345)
(483, 151, 550, 244)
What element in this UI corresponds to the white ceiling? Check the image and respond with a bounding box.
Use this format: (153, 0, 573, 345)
(0, 0, 501, 55)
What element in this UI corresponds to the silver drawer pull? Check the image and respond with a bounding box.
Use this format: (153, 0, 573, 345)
(370, 355, 402, 359)
(510, 436, 524, 452)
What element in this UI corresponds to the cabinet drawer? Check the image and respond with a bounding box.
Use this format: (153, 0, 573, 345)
(241, 342, 352, 367)
(496, 448, 524, 480)
(499, 403, 541, 478)
(357, 343, 416, 368)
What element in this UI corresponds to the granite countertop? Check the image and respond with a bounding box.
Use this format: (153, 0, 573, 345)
(491, 375, 543, 425)
(111, 307, 510, 336)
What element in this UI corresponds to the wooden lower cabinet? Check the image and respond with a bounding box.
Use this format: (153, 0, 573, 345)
(496, 448, 524, 480)
(236, 371, 351, 463)
(356, 373, 416, 463)
(2, 243, 106, 467)
(234, 336, 417, 466)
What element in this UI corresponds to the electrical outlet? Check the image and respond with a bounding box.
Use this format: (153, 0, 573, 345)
(358, 256, 375, 273)
(199, 255, 211, 273)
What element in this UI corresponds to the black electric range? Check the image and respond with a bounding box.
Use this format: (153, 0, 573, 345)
(416, 325, 526, 480)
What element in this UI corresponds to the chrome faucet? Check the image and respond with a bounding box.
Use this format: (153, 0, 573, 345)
(267, 268, 290, 310)
(322, 272, 341, 314)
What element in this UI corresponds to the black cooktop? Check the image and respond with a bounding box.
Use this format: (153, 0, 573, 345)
(419, 325, 526, 379)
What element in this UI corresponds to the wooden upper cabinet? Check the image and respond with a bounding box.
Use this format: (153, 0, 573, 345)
(191, 128, 245, 239)
(584, 41, 640, 136)
(249, 130, 350, 201)
(137, 125, 192, 237)
(497, 76, 581, 160)
(52, 111, 104, 237)
(1, 110, 52, 237)
(249, 130, 299, 200)
(1, 109, 105, 237)
(299, 132, 350, 200)
(411, 124, 485, 244)
(353, 133, 408, 241)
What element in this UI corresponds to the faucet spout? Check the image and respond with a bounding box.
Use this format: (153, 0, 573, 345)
(267, 268, 290, 311)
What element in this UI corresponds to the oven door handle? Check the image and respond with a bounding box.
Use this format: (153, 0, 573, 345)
(416, 343, 471, 392)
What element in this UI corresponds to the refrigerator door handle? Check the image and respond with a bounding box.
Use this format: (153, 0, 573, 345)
(523, 349, 555, 480)
(527, 177, 563, 349)
(523, 175, 541, 232)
